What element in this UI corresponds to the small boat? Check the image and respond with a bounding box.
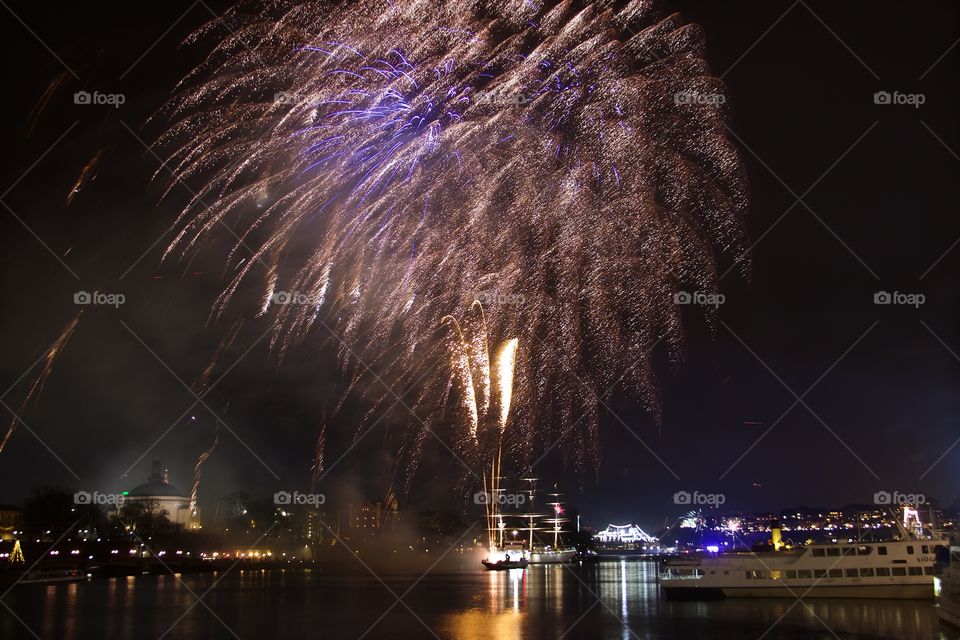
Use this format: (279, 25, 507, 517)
(482, 557, 529, 570)
(18, 569, 87, 585)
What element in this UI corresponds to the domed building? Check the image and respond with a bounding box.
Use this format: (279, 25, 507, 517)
(122, 460, 194, 528)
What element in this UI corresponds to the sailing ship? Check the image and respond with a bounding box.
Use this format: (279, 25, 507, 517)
(480, 478, 577, 568)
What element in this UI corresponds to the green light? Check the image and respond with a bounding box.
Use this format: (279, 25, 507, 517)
(122, 491, 129, 496)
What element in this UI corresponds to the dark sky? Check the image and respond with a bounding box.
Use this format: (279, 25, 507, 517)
(0, 1, 957, 533)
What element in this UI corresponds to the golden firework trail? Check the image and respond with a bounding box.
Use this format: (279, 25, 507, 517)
(1, 312, 82, 453)
(190, 417, 222, 522)
(310, 423, 327, 493)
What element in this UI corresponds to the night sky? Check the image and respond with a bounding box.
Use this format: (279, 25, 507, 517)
(0, 1, 957, 534)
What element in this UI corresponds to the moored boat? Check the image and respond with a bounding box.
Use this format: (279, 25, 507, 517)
(661, 513, 946, 600)
(482, 557, 529, 570)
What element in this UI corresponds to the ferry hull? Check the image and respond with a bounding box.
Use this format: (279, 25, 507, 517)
(663, 582, 933, 600)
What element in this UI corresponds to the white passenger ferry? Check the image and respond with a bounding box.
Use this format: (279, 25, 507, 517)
(661, 516, 946, 599)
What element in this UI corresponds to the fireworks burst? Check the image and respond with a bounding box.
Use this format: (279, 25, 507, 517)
(159, 0, 748, 485)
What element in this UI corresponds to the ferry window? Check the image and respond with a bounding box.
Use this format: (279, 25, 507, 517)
(828, 569, 842, 578)
(785, 570, 797, 579)
(750, 570, 766, 579)
(856, 546, 872, 556)
(925, 567, 935, 575)
(876, 567, 890, 576)
(814, 569, 827, 578)
(892, 567, 907, 576)
(812, 549, 825, 557)
(908, 567, 923, 576)
(797, 570, 812, 578)
(844, 568, 858, 577)
(695, 570, 704, 576)
(769, 571, 782, 580)
(842, 547, 854, 556)
(859, 568, 874, 577)
(922, 545, 929, 554)
(878, 547, 888, 556)
(826, 548, 841, 557)
(906, 546, 914, 555)
(745, 571, 752, 580)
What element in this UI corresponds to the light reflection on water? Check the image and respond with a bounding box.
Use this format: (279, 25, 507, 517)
(1, 560, 951, 640)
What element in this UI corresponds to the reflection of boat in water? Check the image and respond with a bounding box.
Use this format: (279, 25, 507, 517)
(661, 509, 946, 600)
(530, 548, 577, 564)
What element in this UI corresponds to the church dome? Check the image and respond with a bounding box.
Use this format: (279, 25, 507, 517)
(127, 460, 188, 498)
